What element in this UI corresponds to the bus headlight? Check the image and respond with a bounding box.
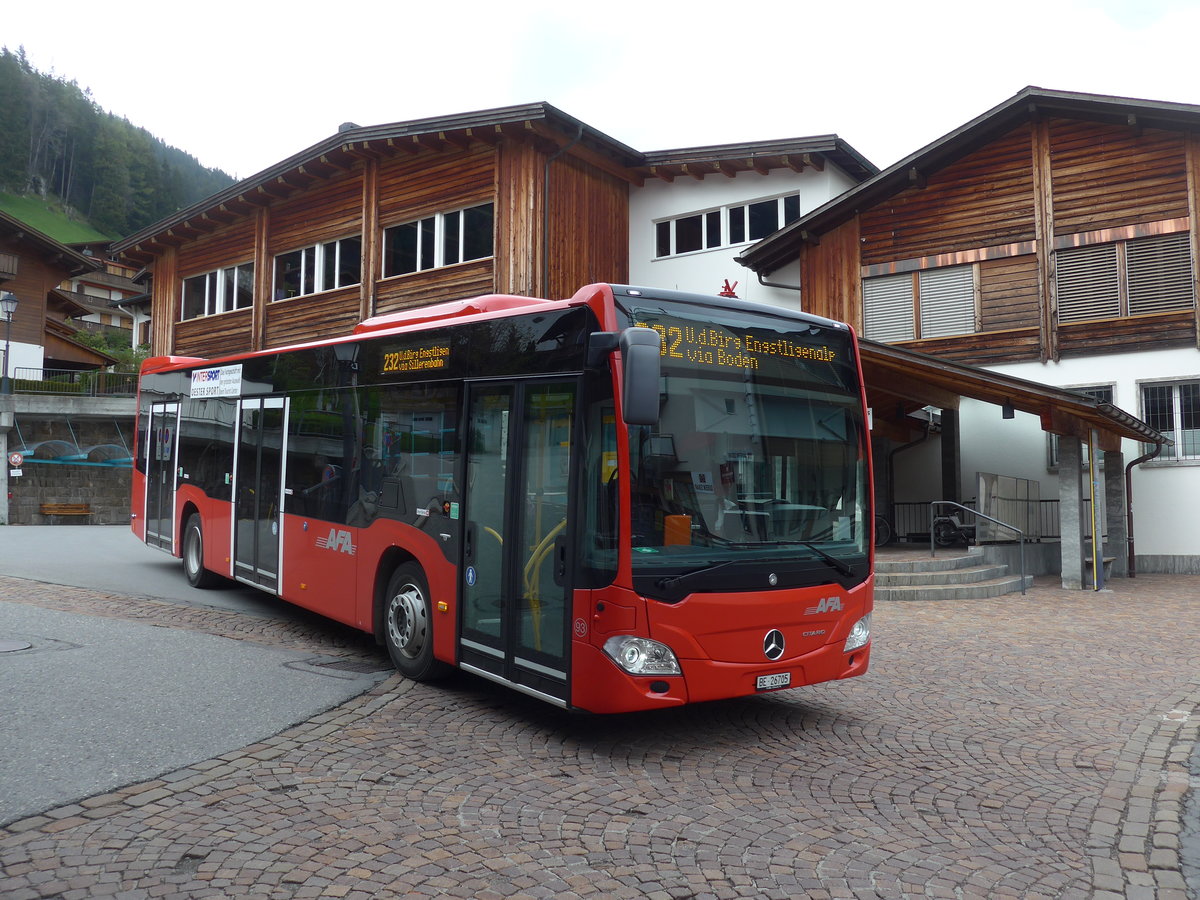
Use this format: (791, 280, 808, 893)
(603, 636, 681, 676)
(844, 614, 871, 652)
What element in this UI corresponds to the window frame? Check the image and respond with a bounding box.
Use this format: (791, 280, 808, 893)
(653, 193, 802, 260)
(381, 202, 495, 279)
(861, 264, 977, 343)
(272, 235, 362, 302)
(1055, 231, 1195, 324)
(1139, 379, 1200, 462)
(180, 261, 255, 321)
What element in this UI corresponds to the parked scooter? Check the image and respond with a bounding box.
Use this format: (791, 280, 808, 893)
(933, 513, 976, 547)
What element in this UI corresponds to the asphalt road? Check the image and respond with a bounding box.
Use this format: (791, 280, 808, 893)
(0, 525, 389, 825)
(0, 523, 299, 616)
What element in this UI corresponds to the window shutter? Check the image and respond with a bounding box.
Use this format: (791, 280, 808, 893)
(1055, 244, 1119, 323)
(918, 266, 975, 338)
(863, 274, 914, 342)
(1126, 232, 1195, 315)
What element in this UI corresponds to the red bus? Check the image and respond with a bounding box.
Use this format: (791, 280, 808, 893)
(133, 283, 873, 713)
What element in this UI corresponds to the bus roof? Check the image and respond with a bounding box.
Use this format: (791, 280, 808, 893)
(139, 282, 851, 376)
(354, 294, 558, 335)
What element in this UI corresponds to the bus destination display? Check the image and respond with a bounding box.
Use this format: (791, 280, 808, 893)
(634, 316, 838, 371)
(380, 342, 451, 375)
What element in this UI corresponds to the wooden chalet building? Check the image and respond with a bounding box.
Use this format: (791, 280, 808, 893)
(0, 212, 130, 527)
(0, 210, 116, 375)
(111, 103, 874, 361)
(738, 86, 1200, 581)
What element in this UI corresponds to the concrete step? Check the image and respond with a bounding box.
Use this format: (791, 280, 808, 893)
(877, 563, 1012, 586)
(875, 549, 984, 574)
(876, 573, 1034, 602)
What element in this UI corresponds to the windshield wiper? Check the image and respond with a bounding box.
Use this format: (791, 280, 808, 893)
(656, 560, 740, 591)
(730, 540, 856, 577)
(797, 541, 855, 577)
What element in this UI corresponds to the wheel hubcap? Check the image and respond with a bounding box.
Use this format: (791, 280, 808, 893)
(388, 584, 426, 659)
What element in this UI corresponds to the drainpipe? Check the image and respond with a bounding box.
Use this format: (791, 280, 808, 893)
(542, 123, 583, 297)
(1124, 443, 1162, 577)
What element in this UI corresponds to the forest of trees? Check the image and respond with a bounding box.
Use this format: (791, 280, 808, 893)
(0, 46, 236, 238)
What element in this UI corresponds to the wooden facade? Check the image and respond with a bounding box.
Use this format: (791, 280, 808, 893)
(113, 104, 873, 360)
(0, 212, 113, 369)
(114, 109, 641, 359)
(748, 89, 1200, 372)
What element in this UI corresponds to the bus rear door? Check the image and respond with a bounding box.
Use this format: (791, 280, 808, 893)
(233, 397, 288, 591)
(145, 402, 179, 552)
(458, 380, 576, 706)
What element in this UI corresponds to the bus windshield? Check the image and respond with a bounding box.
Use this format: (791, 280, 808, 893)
(617, 296, 869, 600)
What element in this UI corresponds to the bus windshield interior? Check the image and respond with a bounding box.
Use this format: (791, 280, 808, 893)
(618, 299, 869, 598)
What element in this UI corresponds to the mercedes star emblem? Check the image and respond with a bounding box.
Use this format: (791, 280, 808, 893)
(763, 629, 785, 661)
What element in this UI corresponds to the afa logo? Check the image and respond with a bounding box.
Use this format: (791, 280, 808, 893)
(804, 596, 843, 615)
(316, 528, 356, 555)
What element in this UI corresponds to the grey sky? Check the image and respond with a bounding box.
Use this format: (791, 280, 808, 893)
(5, 0, 1200, 180)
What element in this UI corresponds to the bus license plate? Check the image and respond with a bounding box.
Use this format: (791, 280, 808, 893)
(756, 672, 791, 691)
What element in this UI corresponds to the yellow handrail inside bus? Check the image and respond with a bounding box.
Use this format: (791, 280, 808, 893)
(523, 518, 566, 651)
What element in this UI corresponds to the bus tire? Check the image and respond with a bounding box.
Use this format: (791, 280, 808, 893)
(183, 513, 224, 589)
(383, 563, 451, 681)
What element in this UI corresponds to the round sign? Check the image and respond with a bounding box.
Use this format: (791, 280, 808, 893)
(8, 452, 22, 467)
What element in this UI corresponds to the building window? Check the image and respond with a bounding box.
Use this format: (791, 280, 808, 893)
(181, 262, 254, 320)
(382, 202, 494, 278)
(1141, 380, 1200, 460)
(654, 194, 801, 259)
(862, 265, 976, 343)
(273, 236, 362, 301)
(1056, 232, 1195, 323)
(1047, 385, 1114, 468)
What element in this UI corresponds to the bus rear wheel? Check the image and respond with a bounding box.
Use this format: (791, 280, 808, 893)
(183, 514, 224, 588)
(384, 563, 451, 681)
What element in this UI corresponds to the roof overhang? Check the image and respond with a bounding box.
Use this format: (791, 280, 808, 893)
(860, 338, 1165, 449)
(632, 135, 877, 184)
(43, 319, 118, 369)
(0, 210, 103, 278)
(48, 288, 95, 319)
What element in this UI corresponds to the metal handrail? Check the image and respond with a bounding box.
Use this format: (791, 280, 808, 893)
(930, 500, 1026, 596)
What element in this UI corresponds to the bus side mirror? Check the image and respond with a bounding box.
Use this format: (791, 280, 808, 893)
(620, 327, 661, 426)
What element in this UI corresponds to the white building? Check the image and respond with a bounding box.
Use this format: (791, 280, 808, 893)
(628, 138, 874, 306)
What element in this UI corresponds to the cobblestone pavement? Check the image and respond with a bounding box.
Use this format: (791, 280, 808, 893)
(0, 570, 1198, 900)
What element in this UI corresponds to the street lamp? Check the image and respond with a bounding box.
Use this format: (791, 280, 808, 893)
(1, 291, 17, 395)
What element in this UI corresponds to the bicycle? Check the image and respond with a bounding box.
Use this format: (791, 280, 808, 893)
(873, 515, 893, 547)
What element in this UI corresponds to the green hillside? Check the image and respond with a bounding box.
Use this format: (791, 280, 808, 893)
(0, 192, 112, 244)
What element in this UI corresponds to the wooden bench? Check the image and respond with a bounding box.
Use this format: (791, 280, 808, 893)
(39, 502, 92, 523)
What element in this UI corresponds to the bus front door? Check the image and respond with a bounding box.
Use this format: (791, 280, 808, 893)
(233, 397, 287, 591)
(145, 402, 179, 552)
(459, 380, 576, 705)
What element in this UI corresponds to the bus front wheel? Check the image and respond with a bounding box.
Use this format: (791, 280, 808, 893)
(183, 514, 224, 589)
(383, 563, 451, 681)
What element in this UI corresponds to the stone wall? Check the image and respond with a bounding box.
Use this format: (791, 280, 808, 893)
(7, 418, 133, 525)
